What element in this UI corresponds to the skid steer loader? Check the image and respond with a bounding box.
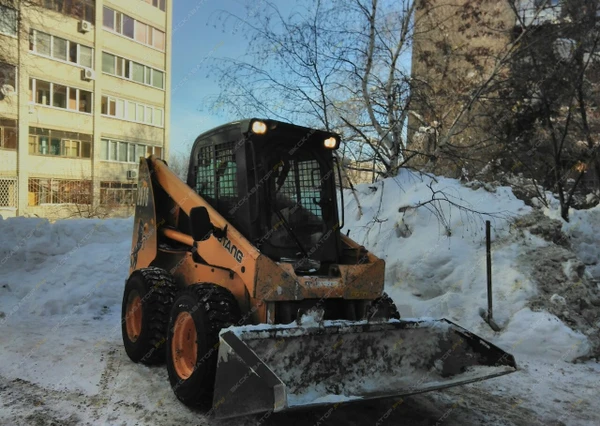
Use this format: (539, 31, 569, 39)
(121, 119, 517, 419)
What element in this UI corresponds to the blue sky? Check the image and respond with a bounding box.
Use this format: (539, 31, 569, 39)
(170, 0, 294, 155)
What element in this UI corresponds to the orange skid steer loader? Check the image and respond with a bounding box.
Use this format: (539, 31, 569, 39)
(121, 119, 516, 419)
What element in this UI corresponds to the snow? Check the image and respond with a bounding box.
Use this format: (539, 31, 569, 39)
(341, 170, 590, 361)
(547, 203, 600, 280)
(0, 171, 599, 424)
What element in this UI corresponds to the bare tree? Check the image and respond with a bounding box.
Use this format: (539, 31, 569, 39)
(209, 0, 417, 178)
(497, 0, 600, 220)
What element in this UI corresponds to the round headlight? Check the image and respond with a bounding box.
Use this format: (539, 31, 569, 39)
(324, 137, 337, 149)
(252, 121, 268, 135)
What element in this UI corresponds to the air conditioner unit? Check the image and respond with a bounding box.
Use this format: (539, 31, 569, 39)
(127, 170, 138, 180)
(0, 84, 15, 98)
(81, 68, 95, 81)
(78, 20, 92, 33)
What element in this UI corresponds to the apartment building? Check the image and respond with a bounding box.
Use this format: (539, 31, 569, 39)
(407, 0, 564, 172)
(0, 0, 172, 218)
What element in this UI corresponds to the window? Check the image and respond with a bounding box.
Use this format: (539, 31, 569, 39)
(103, 6, 114, 30)
(36, 80, 51, 105)
(36, 32, 52, 56)
(135, 22, 147, 44)
(152, 69, 164, 89)
(52, 84, 67, 108)
(215, 143, 238, 198)
(28, 127, 92, 159)
(52, 37, 68, 61)
(30, 79, 93, 113)
(79, 45, 93, 68)
(131, 62, 145, 83)
(109, 140, 117, 161)
(119, 142, 128, 161)
(102, 52, 165, 89)
(0, 178, 18, 208)
(0, 62, 17, 91)
(136, 104, 144, 121)
(196, 146, 215, 199)
(100, 182, 137, 206)
(153, 108, 163, 127)
(79, 90, 92, 113)
(30, 30, 94, 68)
(152, 28, 165, 51)
(143, 0, 166, 12)
(102, 52, 115, 74)
(28, 178, 92, 205)
(0, 5, 17, 36)
(0, 118, 17, 150)
(123, 15, 134, 39)
(101, 94, 164, 127)
(63, 140, 79, 157)
(100, 139, 163, 162)
(40, 0, 95, 22)
(103, 6, 165, 51)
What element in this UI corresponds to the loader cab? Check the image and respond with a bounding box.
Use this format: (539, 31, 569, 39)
(187, 119, 343, 270)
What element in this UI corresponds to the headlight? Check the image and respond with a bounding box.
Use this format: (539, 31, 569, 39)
(251, 121, 267, 135)
(324, 137, 337, 149)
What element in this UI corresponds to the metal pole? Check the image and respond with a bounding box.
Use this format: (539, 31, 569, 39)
(486, 220, 493, 319)
(484, 220, 500, 331)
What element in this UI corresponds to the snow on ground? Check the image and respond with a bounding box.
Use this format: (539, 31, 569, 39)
(0, 171, 599, 425)
(342, 171, 592, 361)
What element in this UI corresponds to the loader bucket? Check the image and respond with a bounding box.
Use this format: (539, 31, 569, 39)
(212, 318, 517, 419)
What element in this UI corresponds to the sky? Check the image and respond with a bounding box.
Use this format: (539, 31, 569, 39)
(169, 0, 294, 155)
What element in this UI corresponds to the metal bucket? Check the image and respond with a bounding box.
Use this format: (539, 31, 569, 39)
(212, 318, 517, 419)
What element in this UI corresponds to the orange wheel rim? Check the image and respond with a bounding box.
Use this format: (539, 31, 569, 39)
(172, 311, 197, 380)
(125, 292, 143, 342)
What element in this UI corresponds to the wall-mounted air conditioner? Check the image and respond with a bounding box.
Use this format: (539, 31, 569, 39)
(127, 170, 138, 180)
(79, 20, 92, 33)
(81, 68, 95, 81)
(0, 84, 15, 98)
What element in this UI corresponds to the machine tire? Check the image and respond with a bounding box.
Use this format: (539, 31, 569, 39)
(121, 267, 177, 365)
(367, 292, 400, 320)
(166, 284, 241, 409)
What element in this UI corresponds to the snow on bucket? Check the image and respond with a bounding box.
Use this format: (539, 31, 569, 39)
(211, 318, 517, 419)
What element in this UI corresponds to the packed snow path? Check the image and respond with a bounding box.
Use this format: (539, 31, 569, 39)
(1, 172, 599, 425)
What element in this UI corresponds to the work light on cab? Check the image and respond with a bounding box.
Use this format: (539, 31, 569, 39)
(324, 136, 338, 149)
(251, 120, 268, 135)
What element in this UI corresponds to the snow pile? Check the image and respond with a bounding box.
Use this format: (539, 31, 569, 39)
(547, 203, 600, 281)
(342, 170, 592, 361)
(0, 217, 132, 321)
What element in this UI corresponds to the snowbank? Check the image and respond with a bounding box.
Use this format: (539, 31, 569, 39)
(0, 217, 132, 321)
(546, 203, 600, 280)
(343, 171, 591, 361)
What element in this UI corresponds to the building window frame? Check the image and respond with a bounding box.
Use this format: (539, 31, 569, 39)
(30, 29, 94, 69)
(141, 0, 166, 12)
(0, 61, 17, 92)
(100, 138, 163, 163)
(28, 127, 92, 159)
(0, 118, 18, 150)
(0, 4, 18, 37)
(101, 94, 164, 127)
(100, 181, 137, 206)
(101, 51, 165, 90)
(39, 0, 95, 23)
(28, 178, 92, 206)
(102, 6, 166, 52)
(30, 78, 93, 114)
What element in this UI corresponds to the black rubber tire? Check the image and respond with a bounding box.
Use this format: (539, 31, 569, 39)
(166, 284, 241, 409)
(121, 267, 177, 365)
(366, 292, 401, 320)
